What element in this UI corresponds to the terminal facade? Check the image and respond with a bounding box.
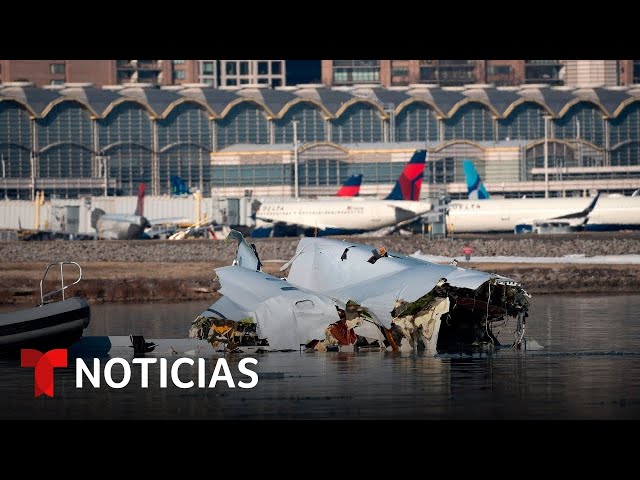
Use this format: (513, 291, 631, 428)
(0, 81, 638, 201)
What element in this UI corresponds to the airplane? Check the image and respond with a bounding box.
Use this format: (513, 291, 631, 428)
(192, 230, 531, 355)
(458, 159, 640, 233)
(91, 184, 150, 240)
(251, 150, 432, 237)
(154, 175, 365, 240)
(447, 191, 600, 234)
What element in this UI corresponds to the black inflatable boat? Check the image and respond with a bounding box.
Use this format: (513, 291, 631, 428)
(0, 262, 91, 353)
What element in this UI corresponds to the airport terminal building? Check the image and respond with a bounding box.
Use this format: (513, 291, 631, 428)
(1, 81, 639, 201)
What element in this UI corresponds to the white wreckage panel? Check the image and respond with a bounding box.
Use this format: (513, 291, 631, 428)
(288, 237, 506, 291)
(205, 266, 339, 350)
(286, 238, 506, 328)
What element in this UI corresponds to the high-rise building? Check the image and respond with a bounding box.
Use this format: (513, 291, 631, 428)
(0, 60, 113, 86)
(321, 60, 637, 88)
(563, 60, 619, 87)
(0, 60, 172, 87)
(196, 60, 217, 86)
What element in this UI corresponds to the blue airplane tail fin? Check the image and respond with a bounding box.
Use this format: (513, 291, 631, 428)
(463, 160, 490, 199)
(171, 176, 190, 196)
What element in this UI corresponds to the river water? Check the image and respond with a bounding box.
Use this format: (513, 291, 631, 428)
(1, 294, 640, 420)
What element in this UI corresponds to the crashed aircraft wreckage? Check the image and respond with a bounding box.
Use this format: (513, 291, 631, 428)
(191, 232, 531, 355)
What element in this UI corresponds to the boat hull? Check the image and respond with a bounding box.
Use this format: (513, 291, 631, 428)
(0, 297, 91, 353)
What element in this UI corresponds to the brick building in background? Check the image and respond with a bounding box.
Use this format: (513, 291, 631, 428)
(2, 60, 637, 88)
(322, 60, 640, 87)
(0, 60, 286, 87)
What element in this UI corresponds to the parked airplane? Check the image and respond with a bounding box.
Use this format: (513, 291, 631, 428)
(252, 150, 431, 237)
(91, 184, 150, 240)
(459, 159, 640, 232)
(447, 194, 600, 233)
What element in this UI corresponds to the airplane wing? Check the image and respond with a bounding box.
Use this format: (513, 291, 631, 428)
(148, 217, 193, 226)
(382, 205, 438, 232)
(372, 208, 432, 236)
(549, 192, 600, 220)
(254, 215, 332, 231)
(392, 206, 419, 218)
(514, 192, 600, 233)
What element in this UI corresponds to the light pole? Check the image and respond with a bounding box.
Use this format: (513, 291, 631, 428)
(1, 155, 5, 200)
(292, 120, 299, 199)
(385, 103, 395, 142)
(101, 156, 109, 197)
(543, 115, 552, 198)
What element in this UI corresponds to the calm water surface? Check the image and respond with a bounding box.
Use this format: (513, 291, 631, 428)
(1, 294, 640, 420)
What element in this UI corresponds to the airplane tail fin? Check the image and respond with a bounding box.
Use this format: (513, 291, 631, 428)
(134, 183, 145, 216)
(336, 174, 363, 197)
(463, 160, 490, 199)
(384, 150, 427, 201)
(170, 176, 190, 196)
(227, 229, 262, 271)
(90, 208, 106, 229)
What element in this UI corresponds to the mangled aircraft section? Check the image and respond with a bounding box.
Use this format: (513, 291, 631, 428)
(192, 232, 531, 355)
(190, 266, 339, 351)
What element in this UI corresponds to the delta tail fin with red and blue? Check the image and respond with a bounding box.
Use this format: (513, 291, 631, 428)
(336, 174, 363, 197)
(384, 150, 427, 201)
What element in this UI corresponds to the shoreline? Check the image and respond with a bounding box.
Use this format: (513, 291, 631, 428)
(2, 235, 640, 305)
(1, 260, 640, 305)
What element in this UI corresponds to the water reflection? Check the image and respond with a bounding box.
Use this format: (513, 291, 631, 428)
(0, 295, 639, 419)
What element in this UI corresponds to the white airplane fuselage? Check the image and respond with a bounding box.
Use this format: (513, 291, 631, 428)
(447, 196, 640, 233)
(253, 198, 433, 235)
(586, 196, 640, 231)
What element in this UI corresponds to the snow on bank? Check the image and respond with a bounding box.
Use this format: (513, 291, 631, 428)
(411, 252, 640, 265)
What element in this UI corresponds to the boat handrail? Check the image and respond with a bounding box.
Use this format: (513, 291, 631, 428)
(39, 262, 83, 305)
